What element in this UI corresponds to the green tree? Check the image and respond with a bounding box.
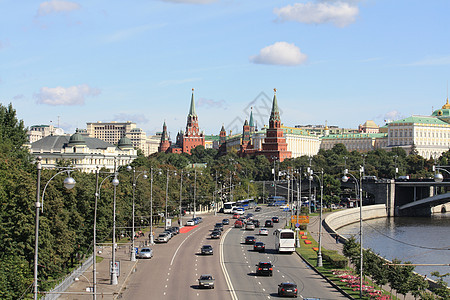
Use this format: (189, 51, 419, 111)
(430, 271, 449, 299)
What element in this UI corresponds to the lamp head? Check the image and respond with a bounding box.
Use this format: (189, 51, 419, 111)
(126, 166, 132, 172)
(434, 173, 444, 183)
(143, 174, 148, 179)
(341, 175, 349, 183)
(64, 176, 76, 189)
(112, 176, 119, 186)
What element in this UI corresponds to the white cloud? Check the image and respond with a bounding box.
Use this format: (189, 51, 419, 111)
(160, 0, 217, 4)
(405, 55, 450, 66)
(34, 84, 100, 105)
(250, 42, 307, 66)
(197, 97, 228, 109)
(38, 0, 81, 16)
(274, 1, 359, 27)
(383, 110, 402, 122)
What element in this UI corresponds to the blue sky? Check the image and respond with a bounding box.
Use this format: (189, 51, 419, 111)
(1, 0, 450, 137)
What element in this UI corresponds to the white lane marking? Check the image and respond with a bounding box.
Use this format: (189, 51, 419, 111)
(170, 227, 200, 266)
(164, 292, 166, 296)
(220, 227, 238, 300)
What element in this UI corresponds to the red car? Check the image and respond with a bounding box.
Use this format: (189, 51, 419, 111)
(234, 220, 243, 228)
(233, 213, 240, 219)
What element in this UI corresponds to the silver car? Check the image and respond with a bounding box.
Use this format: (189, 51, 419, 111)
(198, 274, 215, 289)
(157, 233, 169, 243)
(138, 247, 153, 259)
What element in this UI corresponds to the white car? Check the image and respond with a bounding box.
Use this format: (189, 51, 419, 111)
(157, 233, 169, 243)
(186, 219, 195, 226)
(137, 247, 153, 259)
(259, 228, 269, 236)
(236, 208, 245, 215)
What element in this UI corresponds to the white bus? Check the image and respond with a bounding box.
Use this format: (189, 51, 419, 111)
(223, 201, 237, 214)
(274, 229, 295, 253)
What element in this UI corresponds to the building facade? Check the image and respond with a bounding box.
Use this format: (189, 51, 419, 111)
(29, 131, 137, 173)
(27, 124, 64, 143)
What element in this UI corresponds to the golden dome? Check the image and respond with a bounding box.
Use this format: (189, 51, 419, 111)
(442, 98, 450, 109)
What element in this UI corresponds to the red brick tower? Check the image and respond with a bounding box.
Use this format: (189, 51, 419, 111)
(261, 89, 291, 162)
(158, 121, 171, 153)
(182, 88, 205, 154)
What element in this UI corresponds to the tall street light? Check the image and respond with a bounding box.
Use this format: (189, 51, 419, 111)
(34, 157, 76, 300)
(127, 166, 147, 261)
(342, 166, 364, 299)
(165, 169, 169, 229)
(93, 169, 119, 299)
(310, 169, 324, 267)
(110, 173, 120, 285)
(179, 170, 184, 226)
(149, 168, 155, 244)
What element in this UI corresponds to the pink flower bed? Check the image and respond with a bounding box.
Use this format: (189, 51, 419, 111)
(332, 270, 391, 300)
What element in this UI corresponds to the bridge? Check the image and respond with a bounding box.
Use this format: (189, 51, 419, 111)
(263, 178, 450, 217)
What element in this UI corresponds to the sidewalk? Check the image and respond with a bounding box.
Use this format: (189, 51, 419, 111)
(60, 227, 164, 299)
(308, 213, 416, 300)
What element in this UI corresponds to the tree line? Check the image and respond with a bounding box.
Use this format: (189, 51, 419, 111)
(0, 102, 448, 298)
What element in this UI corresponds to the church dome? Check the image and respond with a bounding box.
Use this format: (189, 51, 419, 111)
(431, 98, 450, 123)
(118, 136, 133, 147)
(68, 132, 85, 145)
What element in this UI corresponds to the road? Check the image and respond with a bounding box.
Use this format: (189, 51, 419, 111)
(222, 207, 347, 299)
(121, 214, 230, 300)
(122, 207, 347, 299)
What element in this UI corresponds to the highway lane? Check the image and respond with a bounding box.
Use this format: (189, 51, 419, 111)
(222, 207, 347, 299)
(121, 215, 231, 300)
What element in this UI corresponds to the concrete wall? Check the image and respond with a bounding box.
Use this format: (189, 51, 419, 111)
(324, 204, 388, 233)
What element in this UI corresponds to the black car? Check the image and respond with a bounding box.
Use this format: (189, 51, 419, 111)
(253, 242, 265, 252)
(265, 220, 273, 228)
(214, 223, 224, 231)
(272, 216, 280, 223)
(210, 230, 221, 239)
(201, 245, 213, 255)
(255, 207, 262, 212)
(256, 262, 273, 276)
(245, 236, 256, 244)
(278, 282, 298, 297)
(253, 219, 260, 228)
(222, 218, 230, 225)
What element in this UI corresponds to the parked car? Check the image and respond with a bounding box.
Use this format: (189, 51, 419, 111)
(201, 245, 213, 255)
(172, 226, 180, 234)
(234, 220, 243, 228)
(245, 236, 256, 244)
(278, 282, 298, 297)
(210, 230, 221, 239)
(259, 228, 269, 236)
(197, 216, 203, 223)
(137, 247, 153, 259)
(163, 230, 173, 239)
(272, 216, 280, 223)
(256, 262, 273, 276)
(186, 219, 195, 226)
(157, 233, 169, 243)
(222, 218, 230, 225)
(198, 274, 215, 289)
(253, 242, 265, 252)
(245, 222, 255, 230)
(265, 220, 273, 228)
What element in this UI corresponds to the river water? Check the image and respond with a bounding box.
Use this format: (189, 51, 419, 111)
(337, 213, 450, 284)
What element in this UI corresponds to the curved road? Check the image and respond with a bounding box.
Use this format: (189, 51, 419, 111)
(122, 207, 346, 299)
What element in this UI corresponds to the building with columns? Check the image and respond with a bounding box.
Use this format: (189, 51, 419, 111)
(29, 131, 137, 173)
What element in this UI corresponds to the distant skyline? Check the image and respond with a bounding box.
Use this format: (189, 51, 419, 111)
(1, 0, 450, 136)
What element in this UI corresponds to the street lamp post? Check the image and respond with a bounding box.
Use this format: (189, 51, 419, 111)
(150, 168, 155, 244)
(311, 169, 324, 267)
(165, 169, 169, 229)
(179, 170, 183, 226)
(110, 174, 120, 285)
(127, 166, 147, 261)
(342, 166, 364, 299)
(34, 157, 76, 299)
(307, 167, 312, 213)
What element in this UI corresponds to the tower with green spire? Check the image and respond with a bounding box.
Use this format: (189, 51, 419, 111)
(158, 121, 171, 152)
(261, 88, 291, 162)
(249, 107, 256, 134)
(182, 88, 205, 154)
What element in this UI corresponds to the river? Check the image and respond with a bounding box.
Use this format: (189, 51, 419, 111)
(336, 213, 450, 284)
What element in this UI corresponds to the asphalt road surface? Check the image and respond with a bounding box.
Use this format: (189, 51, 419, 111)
(222, 207, 347, 299)
(122, 207, 347, 299)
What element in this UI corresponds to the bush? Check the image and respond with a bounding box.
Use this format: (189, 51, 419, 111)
(322, 249, 348, 268)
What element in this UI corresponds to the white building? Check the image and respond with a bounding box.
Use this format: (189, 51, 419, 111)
(29, 132, 137, 173)
(27, 124, 64, 143)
